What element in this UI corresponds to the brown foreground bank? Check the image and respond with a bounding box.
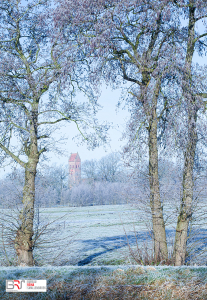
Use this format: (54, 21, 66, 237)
(1, 266, 207, 299)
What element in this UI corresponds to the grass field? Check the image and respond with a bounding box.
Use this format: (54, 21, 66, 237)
(1, 204, 206, 267)
(1, 204, 207, 299)
(0, 204, 150, 267)
(33, 204, 152, 267)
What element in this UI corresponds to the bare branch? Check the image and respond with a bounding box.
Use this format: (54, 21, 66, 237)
(0, 143, 26, 168)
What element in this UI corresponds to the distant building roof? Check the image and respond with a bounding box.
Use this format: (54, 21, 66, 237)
(69, 153, 81, 162)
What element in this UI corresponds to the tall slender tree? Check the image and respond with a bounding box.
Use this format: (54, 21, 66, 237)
(172, 0, 207, 266)
(0, 0, 106, 266)
(55, 0, 182, 261)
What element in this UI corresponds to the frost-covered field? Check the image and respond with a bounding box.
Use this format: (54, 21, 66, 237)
(1, 205, 207, 299)
(34, 204, 152, 266)
(0, 204, 153, 267)
(0, 204, 207, 267)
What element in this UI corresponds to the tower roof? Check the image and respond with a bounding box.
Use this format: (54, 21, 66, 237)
(69, 152, 81, 162)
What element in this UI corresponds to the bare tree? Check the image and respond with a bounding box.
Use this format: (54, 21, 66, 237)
(55, 0, 183, 261)
(82, 159, 98, 182)
(172, 0, 207, 266)
(0, 0, 106, 266)
(44, 0, 207, 265)
(41, 164, 68, 205)
(82, 153, 124, 183)
(97, 152, 123, 182)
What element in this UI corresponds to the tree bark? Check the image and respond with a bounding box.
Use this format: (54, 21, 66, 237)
(173, 106, 198, 265)
(14, 108, 39, 266)
(148, 106, 168, 261)
(173, 3, 197, 266)
(15, 160, 38, 266)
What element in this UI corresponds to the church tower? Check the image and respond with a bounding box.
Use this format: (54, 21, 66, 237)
(68, 153, 81, 187)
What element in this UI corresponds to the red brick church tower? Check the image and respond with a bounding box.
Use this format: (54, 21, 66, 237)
(68, 153, 81, 187)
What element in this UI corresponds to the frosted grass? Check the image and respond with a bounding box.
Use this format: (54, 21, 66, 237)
(0, 204, 207, 266)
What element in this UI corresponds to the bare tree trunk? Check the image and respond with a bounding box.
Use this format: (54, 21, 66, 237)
(173, 107, 197, 265)
(148, 109, 168, 261)
(15, 161, 37, 266)
(14, 107, 39, 266)
(173, 3, 197, 266)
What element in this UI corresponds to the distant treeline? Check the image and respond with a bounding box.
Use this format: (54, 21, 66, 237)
(1, 155, 204, 208)
(0, 153, 133, 207)
(0, 172, 133, 207)
(0, 153, 126, 207)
